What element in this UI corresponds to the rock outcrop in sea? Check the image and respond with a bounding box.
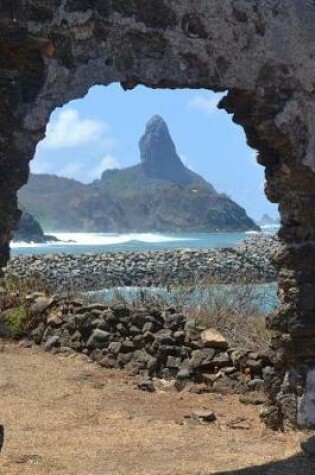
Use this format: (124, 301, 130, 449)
(13, 210, 58, 243)
(19, 116, 259, 233)
(13, 211, 46, 243)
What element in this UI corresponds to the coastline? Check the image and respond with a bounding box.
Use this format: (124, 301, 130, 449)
(5, 234, 279, 293)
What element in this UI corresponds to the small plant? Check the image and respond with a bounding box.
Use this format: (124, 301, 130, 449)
(4, 305, 28, 338)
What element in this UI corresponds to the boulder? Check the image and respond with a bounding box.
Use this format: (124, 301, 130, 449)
(87, 329, 110, 349)
(239, 392, 267, 405)
(44, 335, 60, 351)
(200, 329, 228, 350)
(99, 354, 118, 369)
(30, 297, 54, 316)
(176, 368, 191, 380)
(191, 410, 216, 423)
(137, 378, 155, 393)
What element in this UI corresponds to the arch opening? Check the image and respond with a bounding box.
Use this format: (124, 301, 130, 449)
(20, 83, 278, 232)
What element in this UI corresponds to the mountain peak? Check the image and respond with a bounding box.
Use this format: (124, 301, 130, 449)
(146, 114, 168, 128)
(139, 115, 189, 183)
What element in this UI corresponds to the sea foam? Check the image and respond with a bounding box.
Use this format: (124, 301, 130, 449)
(11, 232, 193, 249)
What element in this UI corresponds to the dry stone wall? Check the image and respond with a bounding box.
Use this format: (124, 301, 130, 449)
(5, 235, 278, 292)
(0, 0, 315, 429)
(22, 294, 271, 403)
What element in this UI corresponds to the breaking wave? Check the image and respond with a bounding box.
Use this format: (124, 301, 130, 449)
(11, 232, 194, 248)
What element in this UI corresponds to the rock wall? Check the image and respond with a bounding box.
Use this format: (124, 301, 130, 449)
(5, 235, 278, 292)
(18, 294, 272, 401)
(0, 0, 315, 429)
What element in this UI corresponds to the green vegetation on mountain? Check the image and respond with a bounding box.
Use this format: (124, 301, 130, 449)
(18, 116, 259, 233)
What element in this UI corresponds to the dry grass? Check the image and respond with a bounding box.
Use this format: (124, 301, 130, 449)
(98, 278, 274, 351)
(180, 283, 272, 351)
(0, 342, 309, 475)
(1, 273, 274, 351)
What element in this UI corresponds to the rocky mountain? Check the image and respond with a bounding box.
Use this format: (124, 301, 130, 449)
(19, 116, 259, 233)
(13, 210, 59, 243)
(13, 211, 46, 243)
(258, 214, 279, 227)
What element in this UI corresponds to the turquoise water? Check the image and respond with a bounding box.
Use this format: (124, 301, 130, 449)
(87, 282, 278, 315)
(11, 228, 279, 313)
(11, 228, 278, 257)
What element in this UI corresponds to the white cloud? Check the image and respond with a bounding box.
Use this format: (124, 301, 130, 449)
(42, 108, 111, 149)
(59, 155, 121, 182)
(187, 95, 221, 115)
(58, 162, 85, 179)
(88, 155, 121, 180)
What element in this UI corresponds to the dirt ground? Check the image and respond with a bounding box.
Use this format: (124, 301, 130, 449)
(0, 342, 311, 475)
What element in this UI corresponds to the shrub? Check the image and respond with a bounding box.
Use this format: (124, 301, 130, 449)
(4, 305, 28, 338)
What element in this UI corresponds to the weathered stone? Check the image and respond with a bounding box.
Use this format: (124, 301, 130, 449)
(147, 357, 159, 377)
(87, 329, 110, 349)
(47, 314, 63, 328)
(30, 297, 54, 316)
(142, 322, 156, 333)
(156, 332, 176, 346)
(43, 335, 60, 351)
(200, 329, 228, 350)
(143, 331, 155, 344)
(108, 342, 121, 355)
(184, 320, 204, 342)
(189, 348, 216, 371)
(145, 315, 164, 329)
(137, 379, 155, 393)
(117, 353, 133, 367)
(112, 303, 130, 318)
(116, 323, 128, 336)
(176, 368, 191, 380)
(133, 334, 144, 349)
(149, 307, 162, 319)
(247, 378, 265, 392)
(131, 311, 147, 328)
(301, 438, 315, 457)
(102, 310, 117, 325)
(18, 339, 33, 348)
(120, 340, 135, 353)
(239, 392, 267, 406)
(166, 356, 182, 369)
(31, 323, 46, 344)
(129, 325, 141, 337)
(191, 410, 216, 423)
(246, 359, 263, 374)
(99, 354, 118, 369)
(173, 331, 185, 344)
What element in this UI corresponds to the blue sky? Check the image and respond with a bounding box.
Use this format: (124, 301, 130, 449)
(32, 83, 278, 221)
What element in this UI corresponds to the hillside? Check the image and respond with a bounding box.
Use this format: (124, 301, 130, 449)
(19, 116, 259, 233)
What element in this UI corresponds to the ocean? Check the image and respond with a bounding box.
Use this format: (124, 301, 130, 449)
(11, 226, 279, 313)
(11, 226, 279, 257)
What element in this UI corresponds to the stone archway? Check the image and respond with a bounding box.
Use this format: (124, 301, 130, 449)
(0, 0, 315, 430)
